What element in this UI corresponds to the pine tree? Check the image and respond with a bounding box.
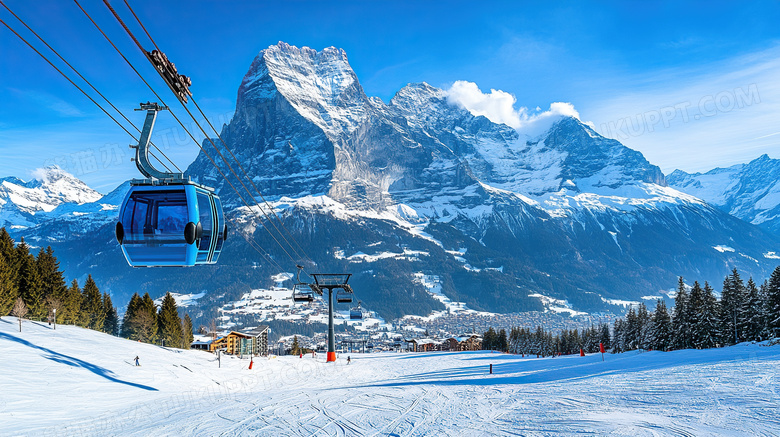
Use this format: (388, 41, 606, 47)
(0, 228, 19, 287)
(698, 282, 720, 348)
(483, 327, 497, 350)
(612, 319, 625, 353)
(16, 240, 44, 319)
(497, 329, 508, 352)
(138, 293, 158, 343)
(741, 278, 764, 341)
(765, 266, 780, 338)
(758, 281, 771, 340)
(102, 293, 119, 336)
(182, 314, 194, 349)
(291, 335, 300, 355)
(81, 275, 104, 331)
(534, 326, 546, 356)
(672, 277, 692, 350)
(720, 268, 746, 345)
(36, 247, 66, 306)
(652, 299, 672, 351)
(584, 326, 599, 353)
(599, 322, 611, 351)
(0, 254, 18, 316)
(688, 281, 705, 348)
(121, 293, 142, 340)
(624, 307, 638, 350)
(636, 303, 652, 350)
(63, 279, 84, 326)
(157, 292, 183, 348)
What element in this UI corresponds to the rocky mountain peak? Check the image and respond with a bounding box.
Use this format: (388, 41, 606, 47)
(541, 117, 666, 188)
(1, 167, 101, 211)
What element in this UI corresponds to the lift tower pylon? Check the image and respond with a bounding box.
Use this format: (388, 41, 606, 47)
(310, 273, 353, 362)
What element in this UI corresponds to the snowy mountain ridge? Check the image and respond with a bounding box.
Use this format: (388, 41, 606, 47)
(0, 166, 103, 229)
(0, 167, 128, 242)
(668, 154, 780, 234)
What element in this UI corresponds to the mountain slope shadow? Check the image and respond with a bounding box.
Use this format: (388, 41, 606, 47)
(0, 331, 158, 391)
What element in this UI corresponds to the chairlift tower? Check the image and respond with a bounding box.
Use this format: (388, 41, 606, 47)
(310, 273, 353, 362)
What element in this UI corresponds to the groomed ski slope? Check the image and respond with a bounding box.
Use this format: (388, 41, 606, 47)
(1, 317, 779, 436)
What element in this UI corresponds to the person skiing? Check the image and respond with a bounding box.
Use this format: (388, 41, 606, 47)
(347, 356, 351, 365)
(134, 356, 140, 366)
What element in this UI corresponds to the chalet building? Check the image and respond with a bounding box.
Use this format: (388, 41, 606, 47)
(190, 326, 269, 357)
(447, 334, 482, 351)
(406, 338, 450, 352)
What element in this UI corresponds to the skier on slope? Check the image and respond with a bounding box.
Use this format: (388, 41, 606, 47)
(347, 356, 351, 365)
(134, 356, 140, 366)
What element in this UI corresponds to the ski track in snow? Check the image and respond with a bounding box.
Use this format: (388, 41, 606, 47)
(2, 317, 779, 436)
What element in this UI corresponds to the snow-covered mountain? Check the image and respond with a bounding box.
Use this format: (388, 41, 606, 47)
(0, 166, 101, 228)
(7, 43, 780, 320)
(668, 154, 780, 235)
(182, 43, 780, 315)
(0, 167, 127, 243)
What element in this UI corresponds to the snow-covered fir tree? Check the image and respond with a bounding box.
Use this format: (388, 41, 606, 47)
(672, 277, 692, 350)
(720, 268, 746, 345)
(651, 299, 672, 351)
(697, 282, 720, 348)
(765, 266, 780, 338)
(741, 278, 764, 341)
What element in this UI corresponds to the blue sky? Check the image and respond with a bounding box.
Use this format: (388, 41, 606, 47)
(1, 1, 779, 192)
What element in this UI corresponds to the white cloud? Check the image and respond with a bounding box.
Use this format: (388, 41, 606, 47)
(446, 81, 523, 128)
(445, 80, 580, 136)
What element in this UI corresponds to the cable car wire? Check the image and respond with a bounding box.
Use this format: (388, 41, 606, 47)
(98, 0, 314, 269)
(0, 16, 173, 172)
(119, 0, 316, 266)
(1, 2, 293, 276)
(0, 1, 180, 173)
(100, 0, 305, 265)
(75, 0, 304, 269)
(121, 0, 161, 53)
(0, 9, 278, 271)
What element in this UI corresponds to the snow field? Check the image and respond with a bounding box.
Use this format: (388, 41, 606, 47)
(1, 317, 779, 436)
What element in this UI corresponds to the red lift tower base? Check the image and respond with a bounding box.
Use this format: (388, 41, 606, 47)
(327, 352, 337, 362)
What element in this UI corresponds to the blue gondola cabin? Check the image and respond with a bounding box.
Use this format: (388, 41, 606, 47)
(115, 183, 226, 267)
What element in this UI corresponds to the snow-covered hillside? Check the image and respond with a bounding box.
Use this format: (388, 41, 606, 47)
(668, 154, 780, 234)
(2, 317, 778, 435)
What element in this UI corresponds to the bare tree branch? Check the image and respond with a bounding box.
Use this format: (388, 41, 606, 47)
(12, 298, 28, 332)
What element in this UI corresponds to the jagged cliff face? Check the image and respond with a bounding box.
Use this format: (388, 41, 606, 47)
(7, 43, 780, 318)
(188, 43, 668, 217)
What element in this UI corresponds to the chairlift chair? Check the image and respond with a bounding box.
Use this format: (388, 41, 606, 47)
(291, 265, 318, 303)
(291, 283, 314, 303)
(336, 290, 353, 304)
